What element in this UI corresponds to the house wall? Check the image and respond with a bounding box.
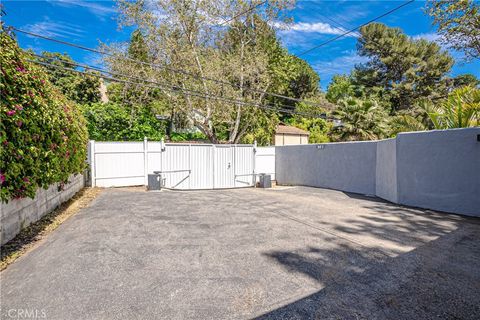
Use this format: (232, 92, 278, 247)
(275, 128, 480, 216)
(274, 134, 309, 146)
(1, 174, 84, 246)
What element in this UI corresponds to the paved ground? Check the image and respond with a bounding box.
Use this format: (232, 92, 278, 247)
(1, 186, 480, 320)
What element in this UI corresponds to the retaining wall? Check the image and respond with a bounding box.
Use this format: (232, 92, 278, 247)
(0, 174, 84, 246)
(276, 128, 480, 217)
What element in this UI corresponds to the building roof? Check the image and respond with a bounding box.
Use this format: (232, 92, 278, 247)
(275, 125, 310, 136)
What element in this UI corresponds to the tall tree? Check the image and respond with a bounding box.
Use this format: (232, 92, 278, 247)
(35, 52, 101, 105)
(355, 23, 453, 111)
(451, 74, 480, 89)
(330, 97, 390, 141)
(426, 0, 480, 60)
(107, 0, 293, 144)
(325, 75, 356, 103)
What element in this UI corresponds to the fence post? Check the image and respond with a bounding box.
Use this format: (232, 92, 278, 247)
(212, 144, 216, 189)
(252, 140, 257, 185)
(143, 137, 148, 186)
(88, 140, 96, 187)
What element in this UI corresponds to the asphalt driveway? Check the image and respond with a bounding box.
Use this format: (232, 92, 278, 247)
(1, 186, 479, 320)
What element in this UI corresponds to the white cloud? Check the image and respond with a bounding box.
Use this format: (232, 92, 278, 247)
(286, 22, 346, 34)
(411, 32, 441, 42)
(313, 52, 368, 77)
(46, 0, 116, 18)
(273, 20, 361, 44)
(23, 19, 86, 39)
(274, 21, 359, 37)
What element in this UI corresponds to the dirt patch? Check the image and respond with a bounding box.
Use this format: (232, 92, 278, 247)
(0, 187, 102, 271)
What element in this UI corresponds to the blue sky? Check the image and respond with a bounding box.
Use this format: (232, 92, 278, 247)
(3, 0, 479, 90)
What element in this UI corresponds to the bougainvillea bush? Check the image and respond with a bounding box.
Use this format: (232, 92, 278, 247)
(0, 29, 88, 201)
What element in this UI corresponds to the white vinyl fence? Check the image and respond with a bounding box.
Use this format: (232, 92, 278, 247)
(254, 146, 275, 181)
(88, 139, 275, 189)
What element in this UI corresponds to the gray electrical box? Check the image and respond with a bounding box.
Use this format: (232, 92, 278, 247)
(258, 174, 272, 188)
(148, 174, 162, 191)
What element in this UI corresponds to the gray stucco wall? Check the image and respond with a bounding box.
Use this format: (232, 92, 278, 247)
(376, 138, 398, 203)
(275, 128, 480, 217)
(276, 141, 377, 195)
(396, 128, 480, 216)
(0, 174, 84, 246)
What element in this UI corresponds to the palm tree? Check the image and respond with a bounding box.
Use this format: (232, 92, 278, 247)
(331, 98, 390, 141)
(390, 86, 479, 134)
(427, 86, 479, 129)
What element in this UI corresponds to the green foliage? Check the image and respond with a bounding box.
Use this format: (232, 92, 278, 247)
(35, 52, 101, 105)
(452, 74, 480, 89)
(0, 30, 88, 201)
(355, 23, 453, 111)
(426, 86, 480, 129)
(426, 0, 480, 60)
(81, 102, 166, 141)
(260, 20, 320, 111)
(330, 98, 390, 141)
(285, 117, 331, 143)
(128, 29, 150, 62)
(326, 75, 356, 103)
(241, 110, 280, 146)
(170, 132, 208, 142)
(389, 105, 431, 135)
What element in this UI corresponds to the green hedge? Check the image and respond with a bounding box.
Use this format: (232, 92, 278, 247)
(81, 102, 166, 141)
(0, 30, 88, 201)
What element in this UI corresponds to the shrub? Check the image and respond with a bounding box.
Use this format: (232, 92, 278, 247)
(81, 102, 166, 141)
(0, 29, 88, 201)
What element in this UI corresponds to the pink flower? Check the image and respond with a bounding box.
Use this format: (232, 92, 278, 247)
(23, 177, 30, 183)
(15, 105, 23, 111)
(16, 66, 26, 72)
(0, 173, 5, 185)
(6, 110, 16, 116)
(40, 79, 45, 84)
(16, 121, 23, 127)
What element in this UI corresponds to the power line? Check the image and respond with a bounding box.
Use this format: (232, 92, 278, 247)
(28, 57, 328, 119)
(30, 53, 322, 115)
(11, 25, 323, 108)
(297, 0, 415, 57)
(219, 0, 267, 26)
(315, 12, 360, 37)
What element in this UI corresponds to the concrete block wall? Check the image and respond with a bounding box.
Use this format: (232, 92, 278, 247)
(0, 174, 84, 246)
(276, 128, 480, 217)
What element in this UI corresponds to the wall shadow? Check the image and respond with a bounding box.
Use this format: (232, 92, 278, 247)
(255, 205, 480, 320)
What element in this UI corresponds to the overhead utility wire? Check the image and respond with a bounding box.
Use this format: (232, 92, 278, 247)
(29, 58, 328, 119)
(30, 53, 318, 115)
(11, 26, 322, 108)
(219, 0, 267, 26)
(297, 0, 415, 57)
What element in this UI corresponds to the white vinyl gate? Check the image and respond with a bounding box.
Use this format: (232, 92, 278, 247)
(88, 139, 267, 189)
